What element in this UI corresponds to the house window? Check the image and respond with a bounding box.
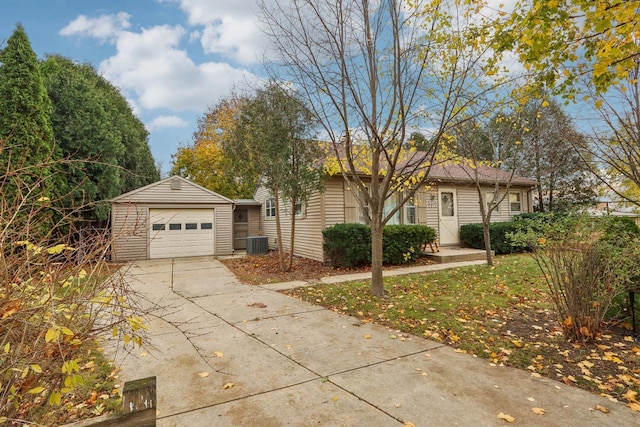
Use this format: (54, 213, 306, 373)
(266, 198, 276, 218)
(169, 223, 182, 230)
(405, 199, 416, 224)
(185, 223, 197, 230)
(294, 202, 305, 217)
(509, 192, 522, 212)
(152, 223, 165, 231)
(441, 192, 454, 217)
(201, 222, 213, 230)
(486, 191, 500, 212)
(383, 194, 401, 225)
(358, 185, 370, 224)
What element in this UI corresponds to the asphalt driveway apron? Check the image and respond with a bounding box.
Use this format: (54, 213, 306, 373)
(111, 257, 640, 426)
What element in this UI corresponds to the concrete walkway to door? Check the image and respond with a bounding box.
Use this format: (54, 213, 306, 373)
(110, 256, 640, 426)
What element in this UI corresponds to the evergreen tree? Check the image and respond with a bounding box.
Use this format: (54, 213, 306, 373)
(42, 55, 159, 221)
(0, 25, 57, 204)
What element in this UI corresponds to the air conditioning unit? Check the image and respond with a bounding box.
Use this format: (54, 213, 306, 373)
(246, 236, 268, 255)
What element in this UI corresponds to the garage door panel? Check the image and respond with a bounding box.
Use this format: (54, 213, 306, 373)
(149, 209, 215, 259)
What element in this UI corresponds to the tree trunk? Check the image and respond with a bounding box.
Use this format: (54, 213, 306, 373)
(287, 197, 297, 272)
(370, 216, 385, 297)
(273, 190, 286, 272)
(537, 184, 545, 213)
(482, 218, 493, 266)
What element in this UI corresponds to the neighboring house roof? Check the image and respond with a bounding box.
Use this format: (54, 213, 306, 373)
(111, 175, 235, 204)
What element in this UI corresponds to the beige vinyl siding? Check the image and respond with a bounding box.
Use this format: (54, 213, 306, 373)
(324, 178, 346, 227)
(424, 189, 439, 231)
(112, 176, 232, 204)
(247, 206, 261, 236)
(111, 203, 148, 261)
(457, 185, 526, 226)
(254, 185, 277, 251)
(214, 204, 233, 255)
(111, 177, 235, 261)
(255, 190, 326, 262)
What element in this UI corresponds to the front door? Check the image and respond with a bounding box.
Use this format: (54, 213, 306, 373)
(438, 188, 459, 245)
(233, 208, 249, 250)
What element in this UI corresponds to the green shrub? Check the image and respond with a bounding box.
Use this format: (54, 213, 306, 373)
(323, 223, 437, 267)
(459, 223, 484, 250)
(322, 223, 371, 267)
(383, 225, 437, 264)
(460, 221, 525, 254)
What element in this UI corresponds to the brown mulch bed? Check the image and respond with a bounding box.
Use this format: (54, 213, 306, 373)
(219, 250, 434, 285)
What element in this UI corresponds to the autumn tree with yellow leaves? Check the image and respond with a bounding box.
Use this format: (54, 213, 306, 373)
(171, 96, 259, 199)
(501, 0, 640, 96)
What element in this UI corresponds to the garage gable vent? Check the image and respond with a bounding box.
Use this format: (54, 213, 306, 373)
(171, 178, 181, 190)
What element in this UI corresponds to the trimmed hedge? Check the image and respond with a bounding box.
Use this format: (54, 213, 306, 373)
(322, 223, 437, 268)
(322, 223, 371, 268)
(460, 221, 525, 255)
(383, 225, 437, 265)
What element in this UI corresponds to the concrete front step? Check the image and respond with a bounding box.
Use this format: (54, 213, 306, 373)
(424, 246, 492, 263)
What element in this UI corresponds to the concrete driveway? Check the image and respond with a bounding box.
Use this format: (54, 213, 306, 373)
(110, 256, 640, 426)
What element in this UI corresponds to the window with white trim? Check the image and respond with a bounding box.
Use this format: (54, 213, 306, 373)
(486, 191, 500, 212)
(266, 198, 276, 218)
(294, 202, 304, 217)
(383, 193, 401, 225)
(509, 192, 522, 212)
(358, 185, 370, 224)
(405, 198, 417, 224)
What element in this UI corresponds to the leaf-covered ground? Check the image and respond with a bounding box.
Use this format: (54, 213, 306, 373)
(222, 253, 640, 411)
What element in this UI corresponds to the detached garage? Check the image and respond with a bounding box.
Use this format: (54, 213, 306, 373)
(111, 176, 234, 261)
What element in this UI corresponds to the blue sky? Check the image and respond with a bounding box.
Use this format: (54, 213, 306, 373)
(1, 0, 266, 174)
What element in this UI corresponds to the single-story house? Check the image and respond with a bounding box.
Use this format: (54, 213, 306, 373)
(253, 162, 537, 262)
(111, 176, 235, 261)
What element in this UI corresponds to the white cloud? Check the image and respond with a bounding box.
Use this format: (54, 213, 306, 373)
(147, 115, 189, 130)
(161, 0, 266, 64)
(200, 17, 264, 64)
(59, 12, 131, 43)
(97, 24, 259, 112)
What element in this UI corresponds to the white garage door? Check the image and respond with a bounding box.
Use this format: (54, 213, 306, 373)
(149, 208, 215, 259)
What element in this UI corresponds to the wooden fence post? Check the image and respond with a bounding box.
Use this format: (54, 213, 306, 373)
(62, 376, 157, 427)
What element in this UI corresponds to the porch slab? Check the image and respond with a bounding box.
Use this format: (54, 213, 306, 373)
(424, 246, 492, 263)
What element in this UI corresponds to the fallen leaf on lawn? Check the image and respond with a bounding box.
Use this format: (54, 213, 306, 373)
(332, 396, 338, 402)
(364, 334, 371, 339)
(139, 352, 148, 358)
(622, 389, 638, 403)
(223, 382, 235, 389)
(623, 336, 634, 342)
(511, 340, 523, 348)
(421, 372, 428, 377)
(595, 404, 610, 413)
(531, 373, 542, 378)
(214, 351, 224, 358)
(198, 372, 210, 378)
(628, 402, 640, 412)
(404, 422, 415, 427)
(497, 412, 515, 422)
(531, 407, 545, 415)
(527, 397, 536, 402)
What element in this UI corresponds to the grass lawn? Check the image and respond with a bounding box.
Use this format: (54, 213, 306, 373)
(283, 254, 640, 410)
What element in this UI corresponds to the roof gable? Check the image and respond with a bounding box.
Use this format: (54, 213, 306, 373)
(111, 176, 234, 204)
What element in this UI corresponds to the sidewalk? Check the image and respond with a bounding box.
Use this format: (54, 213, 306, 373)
(109, 257, 640, 426)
